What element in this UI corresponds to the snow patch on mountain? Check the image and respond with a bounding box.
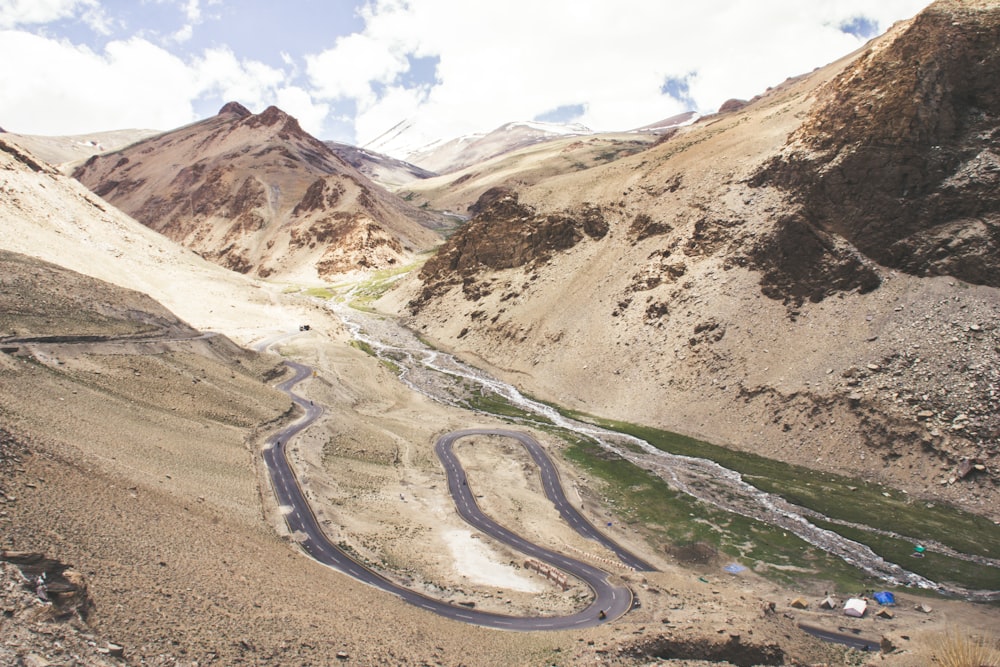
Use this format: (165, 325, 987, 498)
(368, 119, 594, 174)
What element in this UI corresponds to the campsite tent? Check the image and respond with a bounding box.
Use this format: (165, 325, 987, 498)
(844, 598, 868, 617)
(873, 591, 896, 606)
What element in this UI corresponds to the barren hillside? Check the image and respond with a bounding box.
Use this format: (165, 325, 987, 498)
(397, 132, 658, 219)
(1, 128, 160, 171)
(386, 0, 1000, 520)
(72, 103, 443, 282)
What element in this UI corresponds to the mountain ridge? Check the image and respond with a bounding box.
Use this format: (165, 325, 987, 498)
(751, 0, 1000, 293)
(367, 119, 596, 174)
(72, 103, 443, 281)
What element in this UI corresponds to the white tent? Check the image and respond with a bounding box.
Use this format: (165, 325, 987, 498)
(844, 598, 867, 617)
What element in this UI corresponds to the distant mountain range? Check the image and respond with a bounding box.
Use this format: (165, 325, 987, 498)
(365, 119, 594, 174)
(361, 111, 706, 177)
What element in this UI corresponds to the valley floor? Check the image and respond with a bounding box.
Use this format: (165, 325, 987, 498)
(2, 284, 998, 666)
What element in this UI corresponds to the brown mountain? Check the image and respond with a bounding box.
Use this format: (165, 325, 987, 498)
(386, 0, 1000, 517)
(72, 102, 443, 280)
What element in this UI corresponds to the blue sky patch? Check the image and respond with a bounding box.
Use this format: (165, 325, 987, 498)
(839, 15, 880, 39)
(661, 74, 697, 110)
(400, 55, 440, 88)
(534, 104, 586, 124)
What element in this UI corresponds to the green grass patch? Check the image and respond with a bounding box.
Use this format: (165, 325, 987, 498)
(464, 388, 553, 425)
(348, 263, 421, 311)
(562, 437, 873, 592)
(349, 339, 376, 357)
(348, 339, 401, 374)
(809, 519, 1000, 592)
(563, 414, 1000, 592)
(302, 286, 336, 299)
(747, 474, 1000, 560)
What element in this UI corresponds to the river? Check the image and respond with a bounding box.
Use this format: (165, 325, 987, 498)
(331, 303, 998, 601)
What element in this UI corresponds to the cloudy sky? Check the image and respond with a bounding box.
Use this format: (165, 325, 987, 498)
(0, 0, 931, 153)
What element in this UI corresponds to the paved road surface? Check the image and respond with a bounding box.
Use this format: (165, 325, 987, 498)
(798, 623, 882, 652)
(262, 355, 655, 630)
(436, 428, 654, 572)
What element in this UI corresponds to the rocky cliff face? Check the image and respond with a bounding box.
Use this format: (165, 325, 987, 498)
(73, 104, 442, 281)
(411, 187, 607, 307)
(752, 0, 1000, 298)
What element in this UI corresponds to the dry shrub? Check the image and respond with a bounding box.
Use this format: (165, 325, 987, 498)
(924, 627, 1000, 667)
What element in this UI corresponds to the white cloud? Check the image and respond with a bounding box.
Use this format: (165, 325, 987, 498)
(0, 0, 111, 34)
(305, 32, 409, 102)
(306, 0, 932, 151)
(0, 0, 93, 28)
(0, 30, 198, 133)
(0, 31, 308, 136)
(192, 46, 286, 109)
(168, 0, 203, 44)
(171, 22, 193, 43)
(180, 0, 201, 23)
(273, 86, 329, 137)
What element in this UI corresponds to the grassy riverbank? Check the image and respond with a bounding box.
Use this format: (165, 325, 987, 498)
(561, 414, 1000, 596)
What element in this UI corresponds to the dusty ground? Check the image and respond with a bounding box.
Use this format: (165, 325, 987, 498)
(1, 250, 998, 665)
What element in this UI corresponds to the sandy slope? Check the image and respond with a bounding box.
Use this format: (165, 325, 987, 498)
(2, 128, 161, 171)
(1, 136, 312, 340)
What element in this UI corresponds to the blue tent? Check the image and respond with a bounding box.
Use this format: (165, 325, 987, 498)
(873, 591, 896, 606)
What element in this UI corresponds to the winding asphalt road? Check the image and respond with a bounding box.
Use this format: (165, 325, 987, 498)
(261, 353, 655, 630)
(437, 429, 654, 572)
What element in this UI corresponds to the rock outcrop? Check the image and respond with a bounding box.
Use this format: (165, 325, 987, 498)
(410, 187, 607, 308)
(752, 0, 1000, 296)
(0, 545, 126, 666)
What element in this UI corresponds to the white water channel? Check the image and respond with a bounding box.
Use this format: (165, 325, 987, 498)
(332, 303, 998, 601)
